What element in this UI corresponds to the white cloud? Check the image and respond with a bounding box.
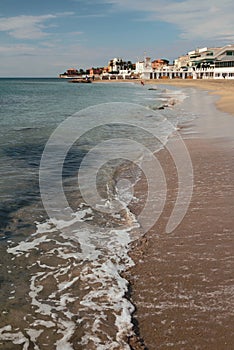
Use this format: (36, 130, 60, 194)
(0, 40, 113, 76)
(103, 0, 234, 41)
(0, 14, 57, 39)
(0, 12, 74, 40)
(0, 44, 37, 55)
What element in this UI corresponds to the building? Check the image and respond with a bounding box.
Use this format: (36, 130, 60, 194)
(137, 44, 234, 80)
(135, 57, 152, 79)
(108, 58, 134, 73)
(189, 45, 234, 79)
(152, 59, 169, 70)
(135, 56, 192, 79)
(173, 45, 234, 79)
(59, 68, 79, 78)
(173, 54, 190, 71)
(88, 67, 104, 77)
(59, 44, 234, 80)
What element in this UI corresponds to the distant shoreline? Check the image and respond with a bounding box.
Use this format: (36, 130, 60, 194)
(2, 76, 233, 116)
(150, 79, 234, 117)
(95, 78, 234, 117)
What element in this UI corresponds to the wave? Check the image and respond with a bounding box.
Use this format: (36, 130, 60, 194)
(0, 84, 195, 349)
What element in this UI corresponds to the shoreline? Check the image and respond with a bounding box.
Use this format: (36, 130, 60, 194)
(146, 79, 234, 117)
(94, 78, 234, 117)
(125, 80, 234, 349)
(1, 79, 233, 348)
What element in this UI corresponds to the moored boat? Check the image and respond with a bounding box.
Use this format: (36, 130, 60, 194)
(69, 78, 92, 83)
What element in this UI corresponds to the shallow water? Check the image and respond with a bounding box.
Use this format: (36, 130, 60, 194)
(0, 78, 196, 349)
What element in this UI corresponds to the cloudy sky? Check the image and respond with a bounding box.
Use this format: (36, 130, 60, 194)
(0, 0, 233, 77)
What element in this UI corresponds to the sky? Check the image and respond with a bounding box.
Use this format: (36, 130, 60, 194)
(0, 0, 234, 77)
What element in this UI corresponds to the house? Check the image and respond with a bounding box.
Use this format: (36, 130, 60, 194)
(173, 54, 190, 71)
(214, 47, 234, 78)
(175, 45, 234, 79)
(108, 58, 134, 73)
(102, 66, 110, 74)
(135, 57, 152, 79)
(191, 45, 234, 79)
(152, 59, 169, 70)
(59, 68, 79, 78)
(89, 67, 104, 77)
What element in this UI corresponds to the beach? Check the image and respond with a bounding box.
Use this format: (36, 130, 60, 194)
(0, 78, 233, 349)
(94, 78, 234, 115)
(0, 79, 190, 349)
(143, 79, 234, 116)
(125, 80, 234, 349)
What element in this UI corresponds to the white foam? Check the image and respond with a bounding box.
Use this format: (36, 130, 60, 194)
(29, 273, 53, 315)
(0, 326, 30, 349)
(55, 320, 75, 350)
(7, 235, 50, 256)
(58, 277, 79, 293)
(3, 127, 148, 349)
(4, 207, 138, 348)
(32, 320, 55, 328)
(26, 329, 42, 349)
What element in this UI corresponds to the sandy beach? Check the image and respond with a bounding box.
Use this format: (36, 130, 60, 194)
(144, 79, 234, 116)
(95, 78, 234, 116)
(0, 78, 233, 349)
(125, 80, 234, 349)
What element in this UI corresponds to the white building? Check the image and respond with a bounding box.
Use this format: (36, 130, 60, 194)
(114, 45, 234, 80)
(174, 45, 234, 79)
(137, 45, 234, 80)
(135, 57, 152, 79)
(135, 56, 194, 80)
(108, 58, 134, 73)
(191, 45, 234, 79)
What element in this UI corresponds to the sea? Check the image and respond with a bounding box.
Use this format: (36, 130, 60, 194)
(0, 78, 199, 349)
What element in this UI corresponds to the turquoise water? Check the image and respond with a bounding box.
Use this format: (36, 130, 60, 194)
(0, 78, 192, 349)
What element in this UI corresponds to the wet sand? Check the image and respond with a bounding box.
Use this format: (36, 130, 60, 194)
(95, 78, 234, 116)
(126, 80, 234, 349)
(143, 79, 234, 116)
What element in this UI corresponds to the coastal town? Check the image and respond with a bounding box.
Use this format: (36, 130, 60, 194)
(59, 44, 234, 81)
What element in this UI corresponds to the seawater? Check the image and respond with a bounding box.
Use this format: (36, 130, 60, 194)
(0, 78, 193, 349)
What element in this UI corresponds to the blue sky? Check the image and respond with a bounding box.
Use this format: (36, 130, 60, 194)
(0, 0, 233, 76)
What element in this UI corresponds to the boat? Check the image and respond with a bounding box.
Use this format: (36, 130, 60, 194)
(68, 78, 92, 83)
